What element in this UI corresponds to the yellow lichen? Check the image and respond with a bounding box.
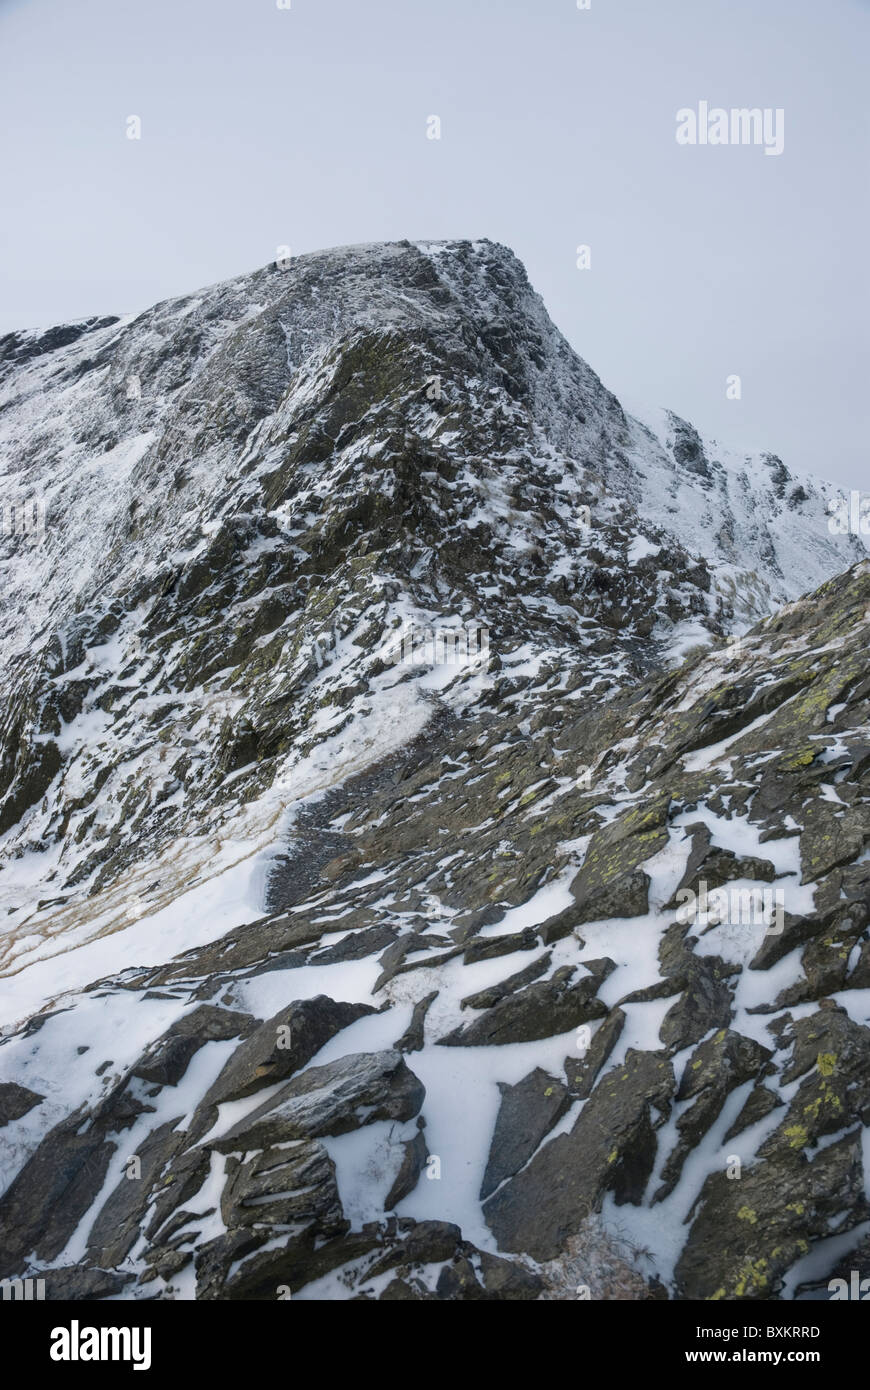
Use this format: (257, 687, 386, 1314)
(816, 1052, 837, 1077)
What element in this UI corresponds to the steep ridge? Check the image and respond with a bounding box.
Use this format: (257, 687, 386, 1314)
(0, 240, 868, 1300)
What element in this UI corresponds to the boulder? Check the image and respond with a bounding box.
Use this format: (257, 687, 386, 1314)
(480, 1068, 571, 1200)
(439, 966, 606, 1047)
(0, 1082, 44, 1126)
(484, 1049, 673, 1260)
(197, 995, 376, 1110)
(211, 1050, 425, 1151)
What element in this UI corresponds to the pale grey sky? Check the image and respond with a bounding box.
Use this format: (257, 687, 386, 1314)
(1, 0, 867, 487)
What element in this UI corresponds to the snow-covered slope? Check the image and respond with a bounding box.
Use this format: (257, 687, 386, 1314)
(0, 240, 868, 1302)
(622, 402, 865, 624)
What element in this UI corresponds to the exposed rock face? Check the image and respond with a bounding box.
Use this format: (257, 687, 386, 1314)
(210, 1050, 425, 1150)
(196, 996, 375, 1109)
(484, 1050, 676, 1260)
(0, 239, 868, 1300)
(480, 1068, 572, 1201)
(0, 1082, 43, 1126)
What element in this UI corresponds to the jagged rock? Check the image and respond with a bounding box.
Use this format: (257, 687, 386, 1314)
(659, 957, 739, 1051)
(143, 1146, 212, 1246)
(564, 1007, 626, 1098)
(385, 1127, 428, 1209)
(25, 1265, 133, 1301)
(0, 1082, 43, 1126)
(675, 1133, 869, 1300)
(395, 991, 438, 1052)
(145, 914, 327, 989)
(131, 1005, 253, 1087)
(439, 966, 606, 1047)
(377, 1277, 432, 1300)
(364, 1224, 542, 1300)
(581, 957, 618, 985)
(757, 914, 867, 1011)
(666, 822, 778, 908)
(808, 1232, 870, 1300)
(221, 1140, 345, 1234)
(847, 937, 870, 989)
(460, 950, 552, 1010)
(800, 801, 869, 883)
(193, 1230, 274, 1301)
(484, 1049, 674, 1260)
(758, 1005, 870, 1158)
(722, 1084, 783, 1142)
(480, 1068, 571, 1199)
(677, 1029, 773, 1103)
(748, 910, 824, 971)
(0, 1081, 152, 1272)
(477, 1249, 543, 1300)
(211, 1050, 425, 1151)
(374, 932, 434, 990)
(209, 1225, 393, 1301)
(141, 1245, 194, 1284)
(658, 919, 695, 977)
(309, 923, 398, 964)
(573, 867, 652, 928)
(654, 1031, 772, 1200)
(462, 927, 539, 963)
(537, 902, 587, 946)
(435, 1256, 485, 1299)
(87, 1119, 187, 1267)
(364, 1220, 462, 1279)
(196, 995, 376, 1112)
(779, 1001, 870, 1087)
(618, 977, 682, 1006)
(569, 796, 670, 925)
(448, 905, 504, 943)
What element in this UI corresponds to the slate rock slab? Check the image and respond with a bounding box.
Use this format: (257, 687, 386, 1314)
(480, 1067, 571, 1200)
(211, 1050, 425, 1151)
(198, 995, 376, 1110)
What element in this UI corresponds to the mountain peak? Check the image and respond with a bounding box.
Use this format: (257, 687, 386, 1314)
(0, 242, 868, 1304)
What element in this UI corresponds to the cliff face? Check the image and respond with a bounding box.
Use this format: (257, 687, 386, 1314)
(0, 239, 868, 1301)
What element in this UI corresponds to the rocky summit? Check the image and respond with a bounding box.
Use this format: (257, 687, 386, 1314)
(0, 238, 868, 1302)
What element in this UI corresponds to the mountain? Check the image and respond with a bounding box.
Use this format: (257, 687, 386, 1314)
(0, 239, 868, 1301)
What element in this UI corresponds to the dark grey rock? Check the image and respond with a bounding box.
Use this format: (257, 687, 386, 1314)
(395, 991, 438, 1053)
(0, 1082, 151, 1272)
(564, 1006, 626, 1098)
(676, 1133, 869, 1300)
(87, 1119, 187, 1267)
(211, 1050, 425, 1150)
(439, 966, 606, 1047)
(0, 1082, 44, 1127)
(460, 950, 551, 1011)
(221, 1139, 345, 1235)
(385, 1129, 428, 1209)
(132, 1004, 253, 1087)
(32, 1265, 133, 1301)
(480, 1068, 571, 1200)
(484, 1049, 674, 1260)
(197, 995, 376, 1111)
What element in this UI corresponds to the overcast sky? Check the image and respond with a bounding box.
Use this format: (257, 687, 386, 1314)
(1, 0, 867, 488)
